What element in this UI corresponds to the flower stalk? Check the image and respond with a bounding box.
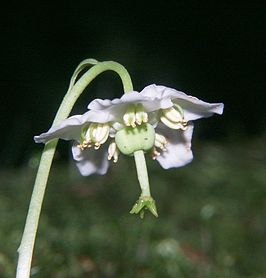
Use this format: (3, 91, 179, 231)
(134, 150, 151, 196)
(16, 59, 133, 278)
(130, 150, 158, 218)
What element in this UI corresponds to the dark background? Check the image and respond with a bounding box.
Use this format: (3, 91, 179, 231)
(1, 1, 265, 164)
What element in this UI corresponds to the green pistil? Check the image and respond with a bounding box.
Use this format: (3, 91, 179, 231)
(115, 124, 155, 155)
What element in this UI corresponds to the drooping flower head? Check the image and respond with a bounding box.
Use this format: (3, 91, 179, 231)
(35, 84, 223, 217)
(35, 84, 223, 172)
(17, 58, 224, 278)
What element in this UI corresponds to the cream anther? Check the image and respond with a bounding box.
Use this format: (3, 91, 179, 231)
(160, 105, 187, 130)
(123, 104, 148, 127)
(108, 141, 119, 162)
(155, 133, 168, 151)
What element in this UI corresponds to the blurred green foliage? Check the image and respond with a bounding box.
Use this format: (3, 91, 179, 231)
(0, 136, 265, 277)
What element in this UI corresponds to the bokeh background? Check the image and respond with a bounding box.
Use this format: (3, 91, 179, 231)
(1, 1, 265, 277)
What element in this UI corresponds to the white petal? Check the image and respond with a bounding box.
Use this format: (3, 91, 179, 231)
(87, 99, 125, 122)
(87, 90, 172, 122)
(34, 111, 93, 143)
(34, 109, 115, 144)
(155, 123, 194, 169)
(140, 84, 174, 111)
(120, 91, 148, 102)
(72, 143, 109, 176)
(88, 91, 143, 110)
(145, 85, 224, 121)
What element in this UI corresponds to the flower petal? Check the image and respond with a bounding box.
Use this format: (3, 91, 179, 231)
(88, 91, 143, 110)
(141, 84, 174, 110)
(142, 84, 224, 121)
(87, 90, 173, 123)
(34, 112, 91, 143)
(72, 143, 109, 176)
(155, 123, 194, 169)
(87, 100, 125, 123)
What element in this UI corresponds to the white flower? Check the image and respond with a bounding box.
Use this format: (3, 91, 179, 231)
(34, 84, 224, 175)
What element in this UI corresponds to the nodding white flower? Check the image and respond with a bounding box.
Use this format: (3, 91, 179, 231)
(34, 84, 223, 176)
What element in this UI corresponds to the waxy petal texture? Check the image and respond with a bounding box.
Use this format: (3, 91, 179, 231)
(155, 123, 194, 169)
(72, 143, 109, 176)
(34, 111, 95, 143)
(141, 84, 224, 121)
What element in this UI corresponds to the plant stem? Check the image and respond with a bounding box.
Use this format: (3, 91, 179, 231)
(133, 150, 151, 197)
(16, 60, 133, 278)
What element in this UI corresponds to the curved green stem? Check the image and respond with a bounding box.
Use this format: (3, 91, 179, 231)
(16, 59, 133, 278)
(54, 60, 133, 126)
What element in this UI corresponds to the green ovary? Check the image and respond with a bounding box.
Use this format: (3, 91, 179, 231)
(115, 123, 155, 155)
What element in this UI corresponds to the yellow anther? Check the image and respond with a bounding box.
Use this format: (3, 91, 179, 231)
(77, 141, 92, 150)
(94, 142, 101, 150)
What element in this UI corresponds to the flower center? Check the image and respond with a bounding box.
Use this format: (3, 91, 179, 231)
(115, 123, 155, 155)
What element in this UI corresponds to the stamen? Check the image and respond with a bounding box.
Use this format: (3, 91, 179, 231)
(94, 142, 101, 150)
(97, 125, 110, 144)
(162, 107, 183, 123)
(123, 104, 148, 127)
(181, 120, 188, 130)
(151, 147, 161, 160)
(135, 104, 148, 125)
(79, 123, 110, 150)
(77, 141, 92, 150)
(151, 134, 168, 159)
(80, 124, 90, 143)
(161, 115, 187, 130)
(90, 123, 110, 149)
(160, 116, 187, 130)
(155, 133, 168, 151)
(173, 103, 185, 118)
(108, 141, 119, 162)
(123, 106, 136, 127)
(160, 105, 187, 130)
(78, 125, 93, 150)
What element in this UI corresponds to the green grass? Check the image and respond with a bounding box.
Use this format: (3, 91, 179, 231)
(0, 136, 266, 277)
